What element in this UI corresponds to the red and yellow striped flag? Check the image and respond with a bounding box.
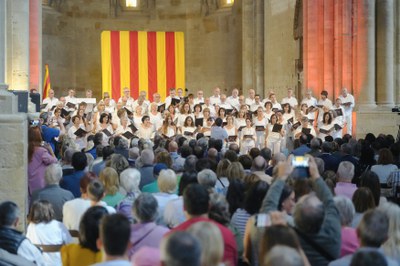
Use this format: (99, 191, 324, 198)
(43, 64, 51, 99)
(101, 31, 185, 102)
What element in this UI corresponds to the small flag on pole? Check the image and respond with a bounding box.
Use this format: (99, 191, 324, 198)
(43, 64, 51, 99)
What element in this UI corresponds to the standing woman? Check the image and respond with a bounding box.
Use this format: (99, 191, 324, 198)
(138, 115, 154, 140)
(225, 115, 238, 146)
(317, 112, 335, 140)
(193, 104, 203, 120)
(95, 113, 113, 134)
(92, 100, 106, 130)
(28, 127, 58, 197)
(264, 101, 274, 121)
(282, 103, 294, 124)
(265, 114, 284, 155)
(176, 102, 193, 129)
(166, 104, 177, 122)
(218, 107, 227, 123)
(133, 105, 144, 128)
(199, 108, 211, 135)
(159, 114, 177, 138)
(181, 116, 197, 140)
(49, 108, 65, 130)
(253, 107, 268, 149)
(240, 117, 256, 154)
(27, 200, 72, 266)
(148, 102, 163, 131)
(235, 109, 247, 141)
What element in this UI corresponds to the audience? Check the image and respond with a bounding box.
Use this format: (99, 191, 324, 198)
(18, 107, 400, 266)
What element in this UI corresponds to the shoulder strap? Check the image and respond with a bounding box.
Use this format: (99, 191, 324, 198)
(292, 226, 335, 262)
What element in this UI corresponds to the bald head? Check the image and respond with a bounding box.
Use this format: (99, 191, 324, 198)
(252, 156, 266, 171)
(294, 194, 324, 234)
(169, 141, 178, 152)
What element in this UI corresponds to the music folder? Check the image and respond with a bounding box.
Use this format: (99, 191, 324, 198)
(74, 128, 87, 138)
(272, 124, 283, 133)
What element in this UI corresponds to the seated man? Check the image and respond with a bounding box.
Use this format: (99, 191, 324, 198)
(31, 163, 74, 221)
(0, 201, 44, 265)
(93, 214, 131, 266)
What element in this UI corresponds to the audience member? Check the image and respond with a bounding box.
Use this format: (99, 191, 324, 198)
(0, 201, 44, 265)
(335, 161, 357, 199)
(31, 163, 74, 221)
(61, 206, 108, 266)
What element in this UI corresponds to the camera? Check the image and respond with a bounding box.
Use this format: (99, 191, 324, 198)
(29, 119, 40, 127)
(292, 156, 310, 179)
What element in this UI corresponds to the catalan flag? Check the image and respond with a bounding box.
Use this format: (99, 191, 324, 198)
(43, 64, 51, 99)
(101, 31, 185, 102)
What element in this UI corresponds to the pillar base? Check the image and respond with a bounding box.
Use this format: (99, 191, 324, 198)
(0, 83, 17, 114)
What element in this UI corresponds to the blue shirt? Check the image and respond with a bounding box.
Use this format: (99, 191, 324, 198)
(210, 126, 228, 141)
(41, 125, 59, 152)
(60, 170, 85, 198)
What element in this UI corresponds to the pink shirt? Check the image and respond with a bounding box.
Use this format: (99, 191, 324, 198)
(334, 182, 357, 200)
(340, 226, 359, 257)
(28, 147, 57, 196)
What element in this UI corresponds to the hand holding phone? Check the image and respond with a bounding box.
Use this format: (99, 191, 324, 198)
(291, 156, 310, 179)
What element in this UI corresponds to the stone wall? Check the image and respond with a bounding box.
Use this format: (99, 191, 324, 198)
(264, 0, 297, 100)
(42, 0, 242, 99)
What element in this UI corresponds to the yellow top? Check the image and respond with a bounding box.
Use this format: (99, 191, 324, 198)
(61, 243, 103, 266)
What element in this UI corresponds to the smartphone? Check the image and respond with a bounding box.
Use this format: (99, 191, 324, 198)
(292, 156, 310, 179)
(29, 120, 40, 126)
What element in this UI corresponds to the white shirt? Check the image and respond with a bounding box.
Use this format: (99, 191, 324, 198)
(165, 96, 180, 108)
(338, 93, 355, 115)
(149, 112, 163, 131)
(227, 96, 240, 110)
(281, 96, 298, 108)
(193, 97, 204, 105)
(317, 98, 333, 110)
(118, 97, 135, 109)
(301, 97, 318, 119)
(63, 198, 91, 230)
(209, 95, 221, 106)
(63, 199, 115, 231)
(65, 96, 78, 105)
(26, 220, 72, 266)
(42, 97, 59, 111)
(17, 239, 45, 266)
(245, 98, 255, 106)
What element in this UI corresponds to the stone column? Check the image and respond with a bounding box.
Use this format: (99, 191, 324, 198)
(254, 0, 264, 95)
(7, 0, 30, 91)
(0, 0, 29, 231)
(242, 0, 254, 95)
(376, 0, 394, 107)
(29, 0, 42, 92)
(0, 0, 6, 85)
(355, 0, 376, 109)
(396, 1, 400, 105)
